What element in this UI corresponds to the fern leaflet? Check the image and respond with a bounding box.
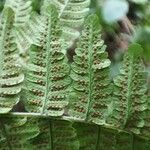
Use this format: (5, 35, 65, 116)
(108, 44, 148, 136)
(15, 12, 45, 57)
(0, 117, 39, 149)
(0, 8, 24, 113)
(4, 0, 38, 64)
(74, 122, 135, 150)
(5, 0, 32, 27)
(42, 0, 90, 47)
(69, 14, 112, 124)
(140, 83, 150, 138)
(25, 6, 70, 116)
(31, 119, 79, 150)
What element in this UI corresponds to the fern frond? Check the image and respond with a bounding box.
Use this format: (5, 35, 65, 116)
(42, 0, 90, 47)
(0, 117, 39, 149)
(31, 119, 79, 150)
(69, 14, 112, 124)
(5, 0, 32, 27)
(134, 136, 150, 150)
(25, 6, 70, 116)
(140, 84, 150, 138)
(4, 0, 36, 64)
(15, 13, 46, 55)
(108, 44, 148, 135)
(74, 122, 133, 150)
(0, 116, 149, 150)
(0, 8, 24, 113)
(74, 123, 100, 150)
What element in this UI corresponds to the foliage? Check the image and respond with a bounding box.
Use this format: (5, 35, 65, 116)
(0, 0, 149, 149)
(68, 14, 112, 125)
(107, 44, 148, 135)
(42, 0, 90, 47)
(0, 117, 39, 149)
(0, 8, 24, 113)
(31, 119, 79, 150)
(0, 116, 150, 149)
(25, 5, 70, 116)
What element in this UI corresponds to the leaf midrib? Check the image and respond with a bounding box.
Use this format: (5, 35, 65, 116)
(0, 12, 10, 74)
(85, 25, 93, 119)
(41, 17, 51, 114)
(40, 15, 53, 150)
(125, 55, 134, 126)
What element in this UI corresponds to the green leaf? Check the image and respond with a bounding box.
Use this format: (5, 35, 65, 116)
(15, 12, 46, 55)
(5, 0, 32, 27)
(133, 27, 150, 61)
(25, 5, 70, 116)
(133, 136, 150, 150)
(42, 0, 90, 47)
(74, 123, 100, 150)
(0, 8, 24, 114)
(4, 0, 37, 63)
(31, 119, 79, 150)
(108, 43, 149, 137)
(128, 43, 143, 57)
(0, 117, 39, 149)
(140, 84, 150, 138)
(74, 122, 133, 150)
(69, 14, 112, 124)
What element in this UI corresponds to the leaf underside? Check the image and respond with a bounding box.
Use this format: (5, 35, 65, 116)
(0, 1, 150, 149)
(42, 0, 90, 47)
(0, 117, 150, 150)
(25, 6, 70, 116)
(69, 14, 112, 125)
(107, 44, 149, 136)
(0, 8, 24, 114)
